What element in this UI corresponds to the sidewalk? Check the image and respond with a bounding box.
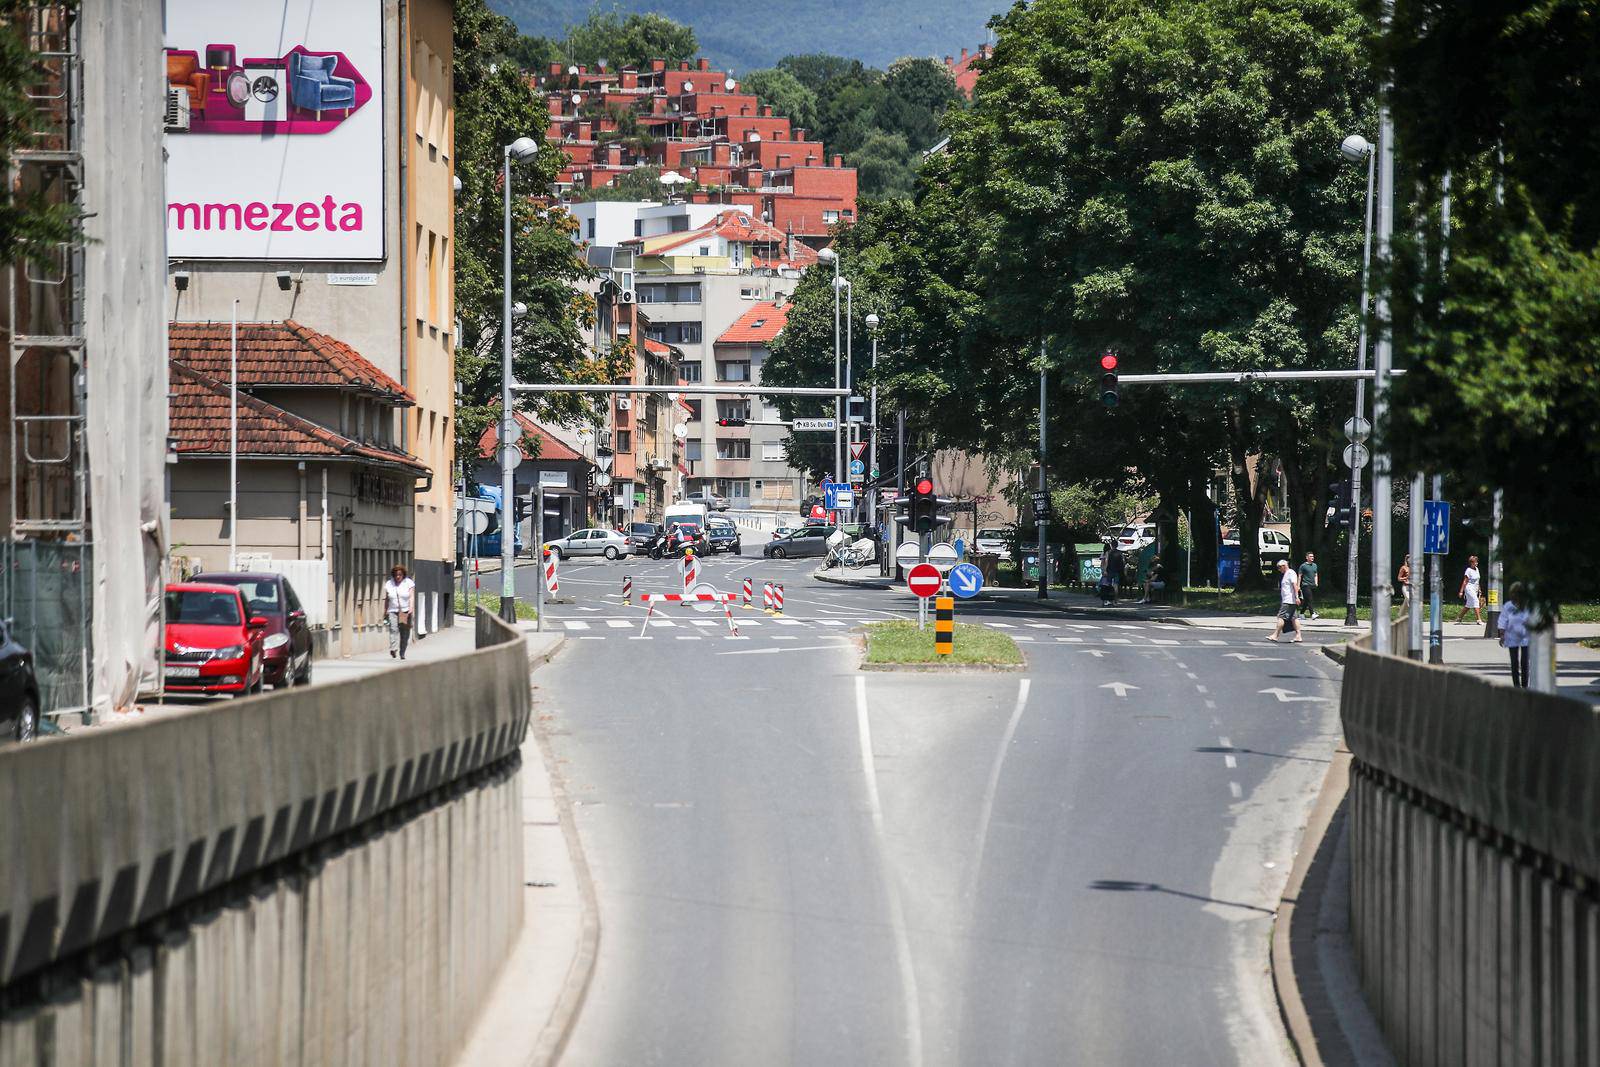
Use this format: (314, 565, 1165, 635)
(1412, 622, 1600, 705)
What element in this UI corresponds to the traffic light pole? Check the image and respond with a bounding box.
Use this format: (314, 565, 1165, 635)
(1038, 344, 1048, 600)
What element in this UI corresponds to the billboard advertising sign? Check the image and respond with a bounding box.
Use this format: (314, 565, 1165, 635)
(164, 2, 384, 261)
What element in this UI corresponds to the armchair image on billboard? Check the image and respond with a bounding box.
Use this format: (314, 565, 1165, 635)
(162, 43, 371, 136)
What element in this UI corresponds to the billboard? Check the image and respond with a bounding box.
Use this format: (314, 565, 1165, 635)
(164, 2, 384, 261)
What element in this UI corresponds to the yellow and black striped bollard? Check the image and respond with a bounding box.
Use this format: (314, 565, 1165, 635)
(934, 595, 954, 657)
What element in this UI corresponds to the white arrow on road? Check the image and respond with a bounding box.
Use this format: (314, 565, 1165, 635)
(1258, 687, 1331, 703)
(1100, 681, 1139, 697)
(1223, 653, 1283, 662)
(1080, 649, 1112, 658)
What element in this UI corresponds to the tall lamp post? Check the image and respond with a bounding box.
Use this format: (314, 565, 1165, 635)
(1339, 132, 1377, 627)
(500, 135, 539, 623)
(866, 312, 880, 536)
(838, 275, 853, 515)
(816, 246, 843, 481)
(1369, 95, 1397, 653)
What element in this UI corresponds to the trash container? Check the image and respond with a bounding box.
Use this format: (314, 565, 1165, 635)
(1218, 544, 1242, 588)
(1074, 543, 1103, 587)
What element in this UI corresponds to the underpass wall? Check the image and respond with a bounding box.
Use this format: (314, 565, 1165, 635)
(1342, 644, 1600, 1064)
(0, 613, 530, 1066)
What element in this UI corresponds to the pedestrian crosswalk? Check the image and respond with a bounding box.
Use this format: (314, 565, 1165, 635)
(545, 615, 1278, 648)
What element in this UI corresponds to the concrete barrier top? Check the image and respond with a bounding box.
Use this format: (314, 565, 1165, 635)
(1342, 643, 1600, 881)
(0, 611, 531, 988)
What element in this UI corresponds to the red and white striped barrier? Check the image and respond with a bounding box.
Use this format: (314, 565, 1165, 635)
(771, 584, 784, 616)
(681, 549, 699, 593)
(638, 589, 741, 636)
(762, 582, 774, 613)
(621, 574, 633, 605)
(543, 549, 559, 595)
(742, 576, 754, 608)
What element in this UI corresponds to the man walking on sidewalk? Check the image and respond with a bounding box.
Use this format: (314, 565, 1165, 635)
(1270, 559, 1303, 643)
(1297, 552, 1320, 620)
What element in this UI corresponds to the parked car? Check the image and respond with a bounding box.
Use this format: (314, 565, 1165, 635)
(0, 620, 41, 743)
(771, 524, 800, 541)
(763, 525, 837, 558)
(706, 518, 742, 555)
(545, 528, 632, 560)
(163, 583, 266, 697)
(685, 491, 730, 512)
(191, 572, 314, 688)
(665, 521, 709, 556)
(1114, 523, 1158, 554)
(975, 527, 1012, 561)
(1224, 527, 1293, 568)
(626, 522, 661, 552)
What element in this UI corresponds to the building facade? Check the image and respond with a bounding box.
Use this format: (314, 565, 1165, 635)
(713, 301, 805, 508)
(161, 0, 457, 640)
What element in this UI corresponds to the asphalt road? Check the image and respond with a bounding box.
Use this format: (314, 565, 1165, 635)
(532, 551, 1344, 1066)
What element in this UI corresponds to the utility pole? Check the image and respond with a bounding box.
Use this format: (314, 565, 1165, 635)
(1343, 135, 1377, 627)
(1484, 489, 1503, 636)
(1368, 88, 1397, 653)
(1037, 338, 1048, 600)
(1407, 473, 1424, 658)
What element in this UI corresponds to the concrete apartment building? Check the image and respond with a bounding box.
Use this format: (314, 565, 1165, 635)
(162, 0, 456, 651)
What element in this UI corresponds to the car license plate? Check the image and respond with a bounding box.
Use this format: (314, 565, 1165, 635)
(165, 666, 201, 678)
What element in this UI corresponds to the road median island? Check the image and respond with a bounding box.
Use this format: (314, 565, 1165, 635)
(860, 620, 1024, 670)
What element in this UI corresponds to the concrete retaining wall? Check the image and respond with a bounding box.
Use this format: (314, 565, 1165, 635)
(0, 612, 530, 1066)
(1342, 644, 1600, 1064)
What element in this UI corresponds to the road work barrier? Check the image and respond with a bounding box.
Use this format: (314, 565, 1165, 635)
(1341, 637, 1600, 1064)
(762, 581, 774, 613)
(0, 610, 532, 1066)
(544, 547, 560, 595)
(742, 575, 754, 607)
(622, 574, 633, 605)
(681, 549, 699, 593)
(935, 595, 954, 656)
(638, 591, 740, 636)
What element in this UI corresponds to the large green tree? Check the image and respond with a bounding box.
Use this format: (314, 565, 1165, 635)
(0, 1, 79, 267)
(561, 7, 697, 70)
(1380, 0, 1600, 611)
(454, 0, 625, 459)
(739, 68, 819, 133)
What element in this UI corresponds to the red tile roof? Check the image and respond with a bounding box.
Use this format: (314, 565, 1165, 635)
(169, 320, 413, 404)
(477, 410, 590, 462)
(627, 209, 817, 267)
(169, 363, 426, 472)
(716, 300, 790, 345)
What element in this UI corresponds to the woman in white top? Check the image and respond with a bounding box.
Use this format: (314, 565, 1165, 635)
(1497, 582, 1532, 688)
(1456, 554, 1484, 624)
(382, 564, 416, 659)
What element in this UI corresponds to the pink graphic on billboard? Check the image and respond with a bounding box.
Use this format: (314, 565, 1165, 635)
(165, 43, 372, 135)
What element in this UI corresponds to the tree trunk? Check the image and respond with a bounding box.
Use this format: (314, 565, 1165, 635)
(1187, 479, 1219, 587)
(1226, 406, 1267, 591)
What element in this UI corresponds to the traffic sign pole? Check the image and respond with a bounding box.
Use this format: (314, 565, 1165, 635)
(1429, 475, 1444, 663)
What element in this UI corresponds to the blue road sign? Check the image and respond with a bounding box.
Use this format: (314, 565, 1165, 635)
(1424, 500, 1451, 555)
(823, 481, 849, 510)
(849, 459, 865, 476)
(949, 562, 984, 598)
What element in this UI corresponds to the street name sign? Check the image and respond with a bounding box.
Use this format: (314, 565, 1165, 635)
(794, 418, 836, 431)
(948, 562, 984, 598)
(907, 563, 942, 598)
(1423, 500, 1451, 555)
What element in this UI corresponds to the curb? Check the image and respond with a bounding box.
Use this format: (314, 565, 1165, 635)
(1321, 643, 1349, 666)
(526, 642, 602, 1067)
(812, 569, 894, 590)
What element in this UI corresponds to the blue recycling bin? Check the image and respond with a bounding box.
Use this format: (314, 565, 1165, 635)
(1218, 544, 1242, 588)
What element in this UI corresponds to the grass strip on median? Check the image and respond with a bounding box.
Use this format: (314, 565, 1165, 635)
(455, 588, 538, 621)
(863, 621, 1023, 666)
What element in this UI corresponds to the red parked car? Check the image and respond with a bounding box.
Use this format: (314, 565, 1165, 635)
(190, 572, 314, 688)
(163, 583, 266, 696)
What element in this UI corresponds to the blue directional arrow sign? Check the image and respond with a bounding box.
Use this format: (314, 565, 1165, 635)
(849, 459, 865, 476)
(1423, 500, 1451, 555)
(948, 562, 985, 599)
(823, 481, 849, 510)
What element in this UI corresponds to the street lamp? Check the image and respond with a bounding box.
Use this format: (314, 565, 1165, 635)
(500, 135, 539, 623)
(816, 246, 842, 481)
(866, 312, 881, 545)
(1340, 133, 1376, 628)
(835, 275, 854, 493)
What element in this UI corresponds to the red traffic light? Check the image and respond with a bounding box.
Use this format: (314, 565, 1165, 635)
(1100, 352, 1119, 371)
(915, 477, 934, 495)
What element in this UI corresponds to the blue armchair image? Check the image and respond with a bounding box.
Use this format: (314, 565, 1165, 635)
(289, 52, 355, 119)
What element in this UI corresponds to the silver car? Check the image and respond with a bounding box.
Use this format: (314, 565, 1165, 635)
(545, 528, 632, 560)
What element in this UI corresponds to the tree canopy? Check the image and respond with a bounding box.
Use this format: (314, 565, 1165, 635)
(562, 9, 697, 71)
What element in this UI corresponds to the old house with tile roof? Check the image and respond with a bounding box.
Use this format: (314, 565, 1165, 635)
(168, 321, 428, 654)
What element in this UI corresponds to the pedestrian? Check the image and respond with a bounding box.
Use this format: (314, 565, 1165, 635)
(383, 564, 415, 660)
(1138, 557, 1166, 604)
(1269, 559, 1302, 643)
(1457, 554, 1484, 624)
(1105, 544, 1125, 604)
(1497, 581, 1531, 688)
(1397, 554, 1412, 603)
(1298, 552, 1320, 620)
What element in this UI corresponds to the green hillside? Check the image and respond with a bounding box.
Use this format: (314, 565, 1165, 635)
(490, 0, 1009, 71)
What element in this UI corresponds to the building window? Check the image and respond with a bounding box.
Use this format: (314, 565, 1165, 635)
(669, 216, 689, 232)
(645, 322, 701, 345)
(760, 442, 785, 462)
(740, 286, 759, 299)
(637, 282, 700, 304)
(586, 217, 595, 239)
(679, 361, 702, 383)
(698, 245, 710, 256)
(716, 438, 751, 460)
(715, 399, 750, 421)
(634, 219, 643, 237)
(715, 360, 750, 382)
(615, 429, 631, 451)
(823, 209, 840, 224)
(684, 399, 703, 421)
(685, 440, 703, 462)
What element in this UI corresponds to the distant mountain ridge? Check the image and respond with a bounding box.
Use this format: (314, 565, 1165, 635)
(490, 0, 1010, 72)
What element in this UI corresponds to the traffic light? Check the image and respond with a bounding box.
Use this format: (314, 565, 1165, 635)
(716, 417, 747, 427)
(1099, 351, 1120, 408)
(1329, 480, 1354, 528)
(847, 395, 866, 423)
(514, 494, 531, 524)
(910, 475, 939, 534)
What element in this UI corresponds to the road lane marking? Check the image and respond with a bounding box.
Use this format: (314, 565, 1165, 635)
(675, 636, 701, 641)
(1056, 637, 1083, 643)
(1026, 623, 1055, 629)
(1151, 639, 1179, 645)
(1106, 638, 1131, 644)
(1185, 672, 1199, 679)
(1014, 636, 1035, 642)
(606, 620, 631, 629)
(562, 621, 590, 630)
(985, 622, 1015, 629)
(649, 620, 676, 628)
(970, 677, 1031, 905)
(1201, 640, 1226, 645)
(774, 618, 803, 626)
(854, 676, 925, 1067)
(1225, 754, 1238, 769)
(1196, 685, 1209, 694)
(1230, 781, 1243, 799)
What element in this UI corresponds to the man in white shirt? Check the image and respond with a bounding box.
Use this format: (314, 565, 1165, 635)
(382, 564, 416, 659)
(1269, 559, 1302, 643)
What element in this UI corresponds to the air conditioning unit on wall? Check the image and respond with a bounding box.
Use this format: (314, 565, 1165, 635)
(164, 88, 191, 131)
(619, 290, 635, 304)
(617, 397, 632, 410)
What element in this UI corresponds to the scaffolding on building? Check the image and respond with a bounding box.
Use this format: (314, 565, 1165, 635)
(3, 3, 91, 717)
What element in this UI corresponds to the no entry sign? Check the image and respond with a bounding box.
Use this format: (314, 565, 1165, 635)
(907, 563, 942, 598)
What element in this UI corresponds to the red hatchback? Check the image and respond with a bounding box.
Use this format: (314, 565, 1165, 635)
(163, 583, 266, 696)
